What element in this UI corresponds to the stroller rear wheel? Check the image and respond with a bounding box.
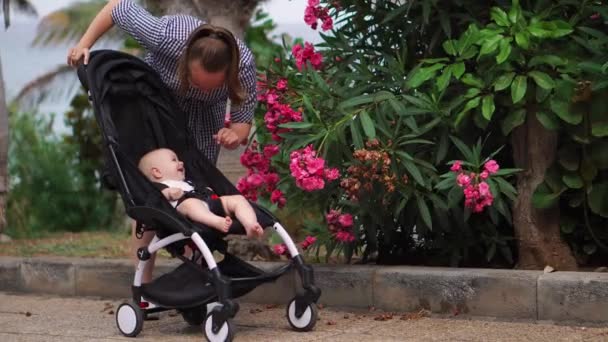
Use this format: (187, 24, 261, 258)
(286, 298, 318, 332)
(203, 309, 235, 342)
(116, 301, 144, 337)
(180, 305, 207, 326)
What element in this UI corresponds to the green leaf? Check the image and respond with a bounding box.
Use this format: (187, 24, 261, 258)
(515, 31, 530, 49)
(532, 183, 564, 209)
(580, 159, 598, 182)
(463, 96, 481, 113)
(558, 145, 579, 171)
(494, 72, 516, 91)
(457, 24, 480, 55)
(407, 64, 445, 88)
(491, 7, 510, 27)
(591, 122, 608, 137)
(350, 119, 363, 148)
(447, 186, 463, 208)
(536, 86, 551, 103)
(550, 98, 582, 125)
(528, 71, 555, 90)
(528, 20, 573, 38)
(588, 182, 608, 218)
(338, 91, 395, 110)
(511, 76, 528, 104)
(416, 197, 433, 230)
(461, 74, 485, 88)
(436, 132, 449, 164)
(449, 136, 475, 162)
(496, 39, 512, 64)
(562, 172, 583, 189)
(278, 122, 314, 129)
(501, 108, 526, 135)
(528, 55, 567, 68)
(397, 152, 425, 186)
(584, 244, 597, 255)
(436, 65, 453, 92)
(482, 95, 496, 120)
(508, 0, 522, 23)
(452, 62, 465, 79)
(479, 35, 503, 57)
(442, 40, 458, 56)
(535, 111, 560, 130)
(465, 88, 481, 99)
(359, 111, 376, 138)
(381, 4, 408, 24)
(591, 141, 608, 169)
(495, 177, 517, 201)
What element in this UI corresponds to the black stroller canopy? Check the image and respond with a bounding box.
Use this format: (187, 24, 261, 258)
(77, 50, 275, 236)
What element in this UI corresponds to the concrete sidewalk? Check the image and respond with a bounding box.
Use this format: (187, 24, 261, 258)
(1, 293, 607, 341)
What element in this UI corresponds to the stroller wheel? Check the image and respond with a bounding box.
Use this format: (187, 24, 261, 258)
(203, 310, 235, 342)
(286, 298, 318, 332)
(116, 302, 144, 337)
(180, 305, 207, 326)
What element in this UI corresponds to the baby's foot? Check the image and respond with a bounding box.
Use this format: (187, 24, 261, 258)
(212, 216, 232, 233)
(244, 223, 264, 238)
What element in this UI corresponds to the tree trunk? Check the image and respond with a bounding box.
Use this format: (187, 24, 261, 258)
(511, 113, 577, 270)
(0, 57, 9, 236)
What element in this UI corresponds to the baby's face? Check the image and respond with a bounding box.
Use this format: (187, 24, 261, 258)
(153, 149, 185, 180)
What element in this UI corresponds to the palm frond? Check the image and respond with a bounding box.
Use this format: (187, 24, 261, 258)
(33, 0, 123, 46)
(2, 0, 37, 29)
(12, 65, 79, 111)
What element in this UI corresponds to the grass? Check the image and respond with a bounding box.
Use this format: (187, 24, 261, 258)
(0, 230, 133, 258)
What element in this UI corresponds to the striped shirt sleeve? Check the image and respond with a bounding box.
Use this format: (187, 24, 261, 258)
(230, 57, 257, 124)
(110, 0, 168, 53)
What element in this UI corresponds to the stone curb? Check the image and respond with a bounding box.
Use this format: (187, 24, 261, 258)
(1, 257, 608, 323)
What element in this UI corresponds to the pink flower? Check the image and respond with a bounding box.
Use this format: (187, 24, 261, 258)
(301, 235, 317, 250)
(305, 157, 325, 175)
(478, 181, 491, 197)
(270, 189, 287, 208)
(292, 42, 323, 71)
(484, 160, 500, 174)
(246, 173, 264, 187)
(308, 0, 320, 5)
(321, 16, 333, 31)
(266, 92, 279, 105)
(338, 214, 353, 228)
(324, 168, 340, 181)
(450, 161, 462, 172)
(590, 13, 601, 20)
(480, 171, 489, 180)
(263, 144, 280, 158)
(276, 78, 288, 91)
(456, 173, 471, 188)
(273, 244, 287, 255)
(298, 176, 325, 191)
(326, 209, 340, 224)
(335, 230, 355, 243)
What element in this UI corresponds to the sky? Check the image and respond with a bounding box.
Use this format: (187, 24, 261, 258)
(1, 0, 319, 124)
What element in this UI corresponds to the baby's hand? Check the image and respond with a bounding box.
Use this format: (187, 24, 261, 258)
(168, 188, 184, 200)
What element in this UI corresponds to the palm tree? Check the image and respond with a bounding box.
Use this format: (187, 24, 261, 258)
(0, 0, 37, 239)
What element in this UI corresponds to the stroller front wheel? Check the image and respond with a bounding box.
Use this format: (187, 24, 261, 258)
(286, 299, 318, 332)
(116, 301, 144, 337)
(203, 310, 235, 342)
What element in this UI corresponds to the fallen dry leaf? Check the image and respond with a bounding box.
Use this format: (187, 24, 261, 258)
(326, 320, 337, 325)
(25, 312, 31, 317)
(400, 309, 431, 321)
(265, 304, 279, 309)
(374, 313, 394, 321)
(249, 308, 263, 314)
(343, 314, 350, 319)
(108, 310, 114, 315)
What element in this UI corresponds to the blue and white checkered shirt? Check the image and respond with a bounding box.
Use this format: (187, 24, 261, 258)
(111, 0, 257, 163)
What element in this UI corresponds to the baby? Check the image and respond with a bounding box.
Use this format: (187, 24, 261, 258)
(138, 148, 264, 237)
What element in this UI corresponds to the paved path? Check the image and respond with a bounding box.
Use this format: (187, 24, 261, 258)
(0, 293, 607, 341)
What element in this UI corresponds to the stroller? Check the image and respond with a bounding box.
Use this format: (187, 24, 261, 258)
(77, 50, 321, 342)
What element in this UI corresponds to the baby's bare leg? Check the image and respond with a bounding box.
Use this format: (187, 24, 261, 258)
(178, 198, 231, 233)
(220, 195, 263, 237)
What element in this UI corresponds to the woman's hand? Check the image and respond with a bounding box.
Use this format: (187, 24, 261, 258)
(67, 45, 91, 67)
(214, 128, 241, 150)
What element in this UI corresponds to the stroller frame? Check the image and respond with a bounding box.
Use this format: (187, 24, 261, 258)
(77, 51, 321, 342)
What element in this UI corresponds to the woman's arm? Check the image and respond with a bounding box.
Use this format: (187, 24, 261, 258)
(68, 0, 167, 66)
(67, 0, 120, 66)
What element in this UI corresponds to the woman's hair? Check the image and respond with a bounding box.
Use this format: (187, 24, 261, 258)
(177, 24, 245, 105)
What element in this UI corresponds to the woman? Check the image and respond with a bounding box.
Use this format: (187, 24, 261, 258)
(67, 0, 257, 284)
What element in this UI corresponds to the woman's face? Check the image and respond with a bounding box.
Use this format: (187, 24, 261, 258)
(188, 61, 226, 92)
